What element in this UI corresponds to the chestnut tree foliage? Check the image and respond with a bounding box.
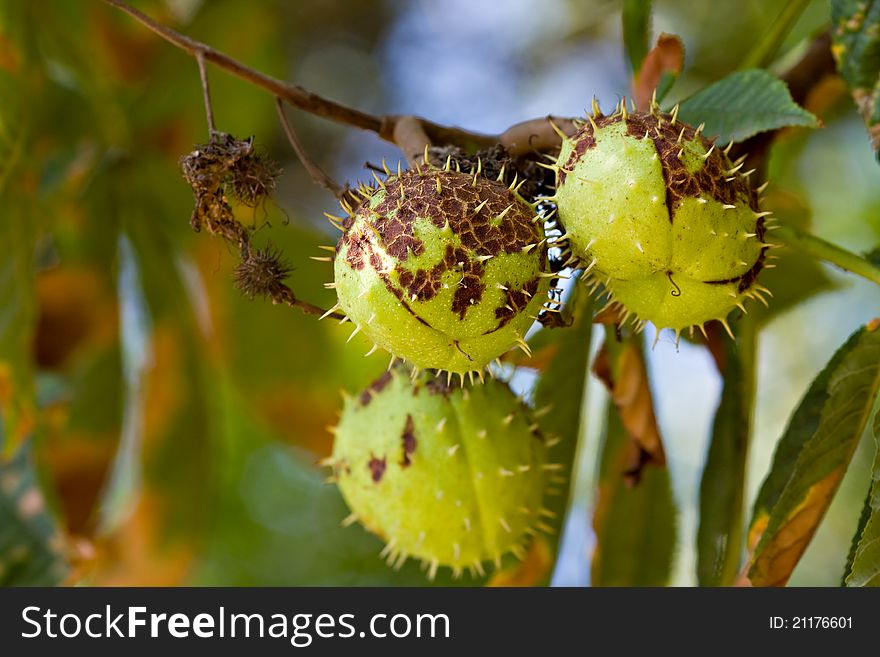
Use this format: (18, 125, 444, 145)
(1, 0, 879, 587)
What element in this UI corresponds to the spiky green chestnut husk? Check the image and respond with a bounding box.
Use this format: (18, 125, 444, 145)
(330, 367, 549, 579)
(332, 167, 549, 376)
(553, 106, 771, 337)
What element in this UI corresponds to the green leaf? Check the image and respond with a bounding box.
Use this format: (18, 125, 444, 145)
(677, 69, 819, 143)
(876, 396, 880, 436)
(843, 476, 874, 584)
(749, 334, 856, 533)
(844, 387, 880, 586)
(697, 326, 753, 586)
(831, 0, 880, 158)
(531, 293, 593, 584)
(748, 325, 880, 586)
(0, 437, 68, 586)
(591, 400, 677, 586)
(623, 0, 652, 74)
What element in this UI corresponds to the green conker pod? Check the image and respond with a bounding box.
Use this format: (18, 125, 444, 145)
(553, 104, 772, 339)
(332, 166, 549, 376)
(330, 367, 550, 579)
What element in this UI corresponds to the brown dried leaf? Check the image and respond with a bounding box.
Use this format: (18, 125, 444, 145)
(592, 302, 628, 326)
(487, 537, 552, 587)
(499, 340, 558, 373)
(593, 338, 666, 485)
(702, 320, 728, 372)
(591, 400, 677, 585)
(634, 33, 685, 111)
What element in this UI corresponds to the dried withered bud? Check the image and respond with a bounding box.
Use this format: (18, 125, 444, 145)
(233, 244, 293, 299)
(180, 132, 254, 194)
(227, 147, 281, 207)
(179, 133, 281, 233)
(188, 191, 240, 240)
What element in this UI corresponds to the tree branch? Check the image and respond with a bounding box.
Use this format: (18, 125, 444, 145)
(269, 285, 346, 321)
(499, 116, 580, 154)
(275, 97, 343, 198)
(392, 116, 433, 165)
(196, 50, 216, 137)
(102, 0, 495, 151)
(103, 0, 383, 132)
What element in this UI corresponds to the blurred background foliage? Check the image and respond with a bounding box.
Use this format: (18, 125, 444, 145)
(0, 0, 877, 586)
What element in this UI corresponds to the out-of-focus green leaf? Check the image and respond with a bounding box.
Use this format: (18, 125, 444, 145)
(654, 71, 678, 105)
(56, 154, 216, 583)
(216, 208, 384, 459)
(678, 69, 819, 143)
(591, 402, 677, 586)
(0, 3, 37, 457)
(116, 162, 212, 542)
(0, 436, 68, 586)
(748, 324, 880, 586)
(529, 293, 593, 585)
(831, 0, 880, 159)
(94, 234, 148, 534)
(30, 2, 128, 148)
(844, 392, 880, 586)
(752, 243, 837, 327)
(593, 333, 666, 470)
(623, 0, 652, 74)
(39, 342, 123, 538)
(750, 185, 835, 323)
(740, 0, 812, 70)
(0, 153, 37, 457)
(697, 325, 753, 586)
